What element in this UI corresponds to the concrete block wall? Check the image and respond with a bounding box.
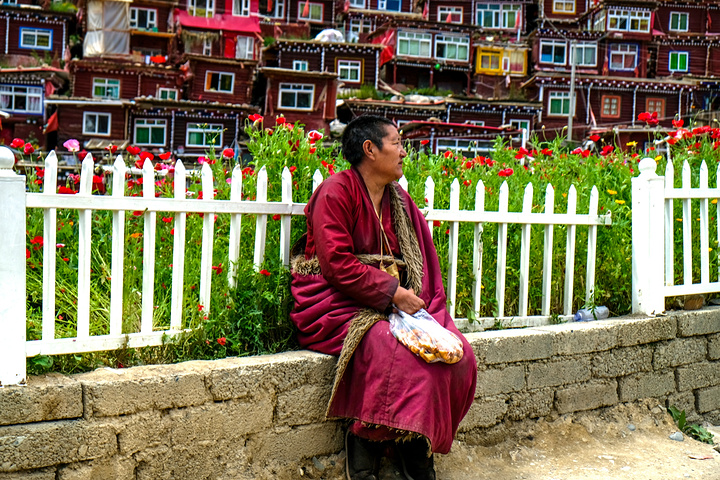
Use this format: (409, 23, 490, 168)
(1, 310, 719, 479)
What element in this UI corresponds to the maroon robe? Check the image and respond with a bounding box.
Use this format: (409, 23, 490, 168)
(291, 167, 477, 454)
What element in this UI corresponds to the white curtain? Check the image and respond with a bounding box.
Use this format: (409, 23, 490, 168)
(84, 0, 130, 56)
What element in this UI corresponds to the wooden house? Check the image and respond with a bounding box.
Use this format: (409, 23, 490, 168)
(0, 3, 75, 66)
(184, 54, 257, 104)
(445, 97, 540, 132)
(269, 39, 384, 89)
(399, 120, 519, 155)
(539, 0, 588, 24)
(260, 67, 338, 131)
(337, 97, 448, 126)
(128, 0, 179, 62)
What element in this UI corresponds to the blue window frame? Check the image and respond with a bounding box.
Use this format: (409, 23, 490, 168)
(19, 28, 53, 50)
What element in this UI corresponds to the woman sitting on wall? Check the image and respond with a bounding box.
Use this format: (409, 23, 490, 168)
(290, 115, 477, 480)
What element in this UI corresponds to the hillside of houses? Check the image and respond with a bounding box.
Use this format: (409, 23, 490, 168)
(1, 0, 719, 162)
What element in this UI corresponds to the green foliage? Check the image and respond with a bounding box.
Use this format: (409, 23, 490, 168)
(403, 86, 453, 97)
(337, 84, 387, 100)
(668, 406, 715, 444)
(49, 2, 78, 13)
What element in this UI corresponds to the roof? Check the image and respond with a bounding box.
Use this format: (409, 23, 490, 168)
(175, 9, 260, 34)
(259, 67, 339, 79)
(523, 72, 698, 90)
(399, 121, 518, 140)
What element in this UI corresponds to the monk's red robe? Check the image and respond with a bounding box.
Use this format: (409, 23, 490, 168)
(290, 167, 477, 454)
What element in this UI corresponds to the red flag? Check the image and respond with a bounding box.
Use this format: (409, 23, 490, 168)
(709, 10, 712, 29)
(44, 111, 58, 134)
(372, 29, 396, 66)
(267, 0, 273, 12)
(446, 12, 452, 23)
(422, 1, 428, 20)
(302, 0, 310, 18)
(514, 10, 521, 30)
(602, 53, 609, 76)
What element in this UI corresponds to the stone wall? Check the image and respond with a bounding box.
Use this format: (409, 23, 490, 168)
(0, 310, 718, 479)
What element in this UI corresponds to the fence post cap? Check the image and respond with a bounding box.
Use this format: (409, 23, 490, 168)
(638, 157, 658, 177)
(0, 146, 14, 171)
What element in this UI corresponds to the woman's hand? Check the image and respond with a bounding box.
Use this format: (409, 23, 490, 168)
(392, 287, 426, 315)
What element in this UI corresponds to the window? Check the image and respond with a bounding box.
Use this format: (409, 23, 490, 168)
(436, 139, 491, 156)
(601, 95, 621, 118)
(553, 0, 574, 14)
(337, 60, 362, 83)
(593, 11, 606, 31)
(646, 98, 665, 119)
(574, 42, 597, 66)
(349, 0, 365, 7)
(669, 12, 688, 32)
(438, 6, 462, 23)
(475, 3, 520, 29)
(158, 88, 178, 100)
(92, 78, 120, 99)
(548, 91, 572, 116)
(278, 83, 314, 110)
(236, 36, 254, 60)
(205, 72, 234, 93)
(203, 39, 212, 56)
(609, 44, 638, 71)
(397, 31, 432, 57)
(0, 85, 43, 114)
(83, 112, 111, 136)
(298, 1, 323, 21)
(347, 18, 374, 43)
(130, 7, 157, 30)
(540, 40, 567, 65)
(378, 0, 401, 12)
(189, 0, 214, 17)
(607, 9, 651, 33)
(510, 119, 530, 131)
(435, 35, 470, 62)
(478, 49, 501, 71)
(465, 120, 485, 126)
(293, 60, 309, 71)
(134, 119, 166, 146)
(260, 0, 285, 18)
(19, 28, 52, 50)
(669, 51, 689, 72)
(233, 0, 250, 16)
(186, 124, 223, 147)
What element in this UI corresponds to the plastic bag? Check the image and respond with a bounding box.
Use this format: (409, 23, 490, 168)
(388, 308, 464, 364)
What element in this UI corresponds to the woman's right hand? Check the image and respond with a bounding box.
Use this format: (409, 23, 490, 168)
(392, 287, 426, 315)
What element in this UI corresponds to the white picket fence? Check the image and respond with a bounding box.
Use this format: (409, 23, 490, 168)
(0, 148, 612, 386)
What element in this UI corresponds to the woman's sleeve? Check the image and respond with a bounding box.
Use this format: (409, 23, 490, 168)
(310, 183, 399, 312)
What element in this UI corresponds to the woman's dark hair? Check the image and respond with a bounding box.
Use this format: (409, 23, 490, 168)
(341, 115, 396, 166)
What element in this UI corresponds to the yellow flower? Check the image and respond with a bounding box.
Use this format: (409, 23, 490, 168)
(615, 199, 625, 205)
(712, 199, 718, 204)
(562, 193, 567, 198)
(626, 141, 637, 147)
(655, 155, 663, 161)
(677, 218, 682, 222)
(607, 189, 617, 195)
(129, 232, 142, 238)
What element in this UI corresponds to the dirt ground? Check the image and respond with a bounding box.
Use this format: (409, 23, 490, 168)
(300, 401, 720, 480)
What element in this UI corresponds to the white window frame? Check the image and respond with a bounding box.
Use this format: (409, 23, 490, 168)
(83, 112, 111, 136)
(347, 18, 373, 43)
(293, 60, 309, 71)
(0, 85, 43, 114)
(501, 4, 520, 28)
(669, 12, 689, 32)
(593, 11, 606, 31)
(476, 3, 501, 28)
(233, 0, 251, 16)
(574, 42, 597, 66)
(203, 39, 212, 56)
(548, 91, 573, 116)
(134, 119, 167, 146)
(438, 6, 463, 23)
(465, 120, 485, 126)
(510, 119, 530, 131)
(436, 138, 491, 156)
(205, 71, 234, 93)
(158, 88, 178, 100)
(338, 59, 362, 83)
(189, 0, 214, 17)
(378, 0, 401, 12)
(669, 51, 689, 72)
(297, 1, 323, 21)
(262, 0, 285, 18)
(129, 7, 157, 30)
(278, 83, 314, 111)
(607, 9, 651, 33)
(186, 123, 224, 148)
(397, 31, 432, 58)
(552, 0, 575, 14)
(539, 39, 567, 65)
(609, 44, 638, 71)
(435, 34, 470, 62)
(92, 78, 120, 99)
(349, 0, 365, 7)
(236, 36, 254, 60)
(19, 28, 52, 50)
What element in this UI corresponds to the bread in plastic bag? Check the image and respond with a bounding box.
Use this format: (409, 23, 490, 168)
(388, 308, 464, 364)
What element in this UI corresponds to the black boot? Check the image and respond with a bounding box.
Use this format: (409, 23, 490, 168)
(345, 431, 381, 480)
(398, 438, 436, 480)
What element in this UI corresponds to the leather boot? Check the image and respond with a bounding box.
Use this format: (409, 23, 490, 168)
(346, 430, 381, 480)
(398, 438, 436, 480)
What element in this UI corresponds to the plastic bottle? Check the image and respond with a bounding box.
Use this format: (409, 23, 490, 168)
(573, 306, 609, 322)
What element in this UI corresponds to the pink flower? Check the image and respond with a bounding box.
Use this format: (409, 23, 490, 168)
(63, 139, 80, 152)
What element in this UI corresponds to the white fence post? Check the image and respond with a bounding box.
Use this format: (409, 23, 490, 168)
(0, 146, 26, 386)
(632, 157, 665, 315)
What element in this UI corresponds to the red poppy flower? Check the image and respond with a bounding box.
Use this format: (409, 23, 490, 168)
(249, 113, 263, 122)
(308, 130, 323, 143)
(126, 146, 141, 156)
(514, 147, 529, 160)
(217, 337, 227, 346)
(272, 214, 281, 221)
(276, 117, 286, 125)
(444, 151, 453, 159)
(309, 147, 316, 154)
(78, 150, 89, 161)
(463, 179, 472, 186)
(162, 217, 173, 223)
(10, 138, 24, 148)
(589, 134, 601, 142)
(105, 144, 118, 154)
(541, 148, 553, 156)
(30, 236, 43, 245)
(638, 111, 659, 126)
(485, 158, 495, 167)
(420, 139, 430, 145)
(259, 269, 271, 276)
(159, 151, 172, 160)
(601, 145, 615, 156)
(289, 166, 297, 174)
(433, 220, 441, 227)
(23, 143, 35, 155)
(672, 118, 684, 128)
(222, 148, 234, 158)
(139, 151, 154, 162)
(26, 248, 31, 259)
(211, 264, 223, 275)
(58, 186, 76, 194)
(133, 211, 144, 216)
(498, 168, 514, 177)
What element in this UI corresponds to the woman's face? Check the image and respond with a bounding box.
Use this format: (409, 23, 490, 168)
(373, 125, 407, 182)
